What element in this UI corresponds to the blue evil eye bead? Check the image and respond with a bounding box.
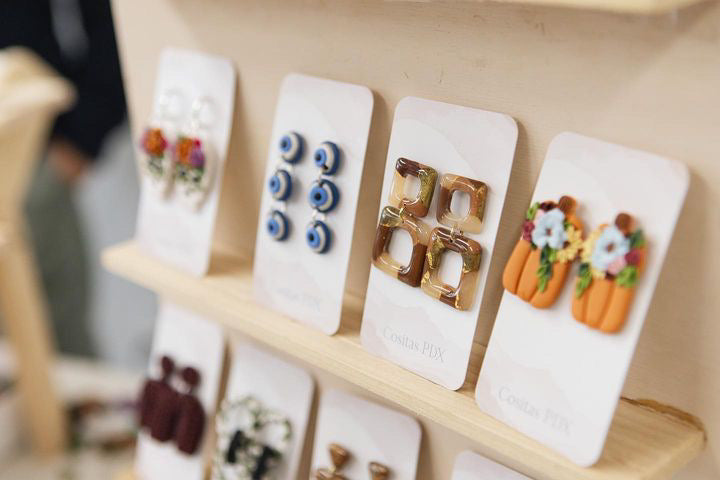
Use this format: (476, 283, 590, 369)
(278, 132, 304, 164)
(268, 169, 292, 201)
(313, 141, 341, 175)
(308, 179, 339, 213)
(306, 220, 331, 254)
(266, 210, 289, 241)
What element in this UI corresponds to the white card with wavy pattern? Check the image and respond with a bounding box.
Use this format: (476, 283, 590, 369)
(361, 96, 518, 389)
(253, 73, 373, 334)
(476, 132, 689, 466)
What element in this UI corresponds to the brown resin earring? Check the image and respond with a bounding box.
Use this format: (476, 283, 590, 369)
(436, 173, 488, 234)
(572, 213, 646, 333)
(174, 367, 206, 455)
(369, 461, 391, 480)
(502, 196, 584, 308)
(315, 443, 350, 480)
(388, 157, 438, 217)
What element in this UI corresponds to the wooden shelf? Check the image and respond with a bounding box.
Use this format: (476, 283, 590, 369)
(488, 0, 708, 14)
(102, 241, 704, 480)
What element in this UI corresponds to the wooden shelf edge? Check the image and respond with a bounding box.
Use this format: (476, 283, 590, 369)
(102, 241, 705, 480)
(487, 0, 707, 14)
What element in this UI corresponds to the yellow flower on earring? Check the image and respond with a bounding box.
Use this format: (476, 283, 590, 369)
(556, 224, 583, 263)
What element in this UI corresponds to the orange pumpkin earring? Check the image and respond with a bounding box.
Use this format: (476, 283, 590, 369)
(502, 196, 583, 308)
(572, 213, 646, 333)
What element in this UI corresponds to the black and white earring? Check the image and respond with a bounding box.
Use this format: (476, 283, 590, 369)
(267, 132, 304, 241)
(139, 89, 183, 197)
(306, 141, 340, 254)
(172, 96, 217, 211)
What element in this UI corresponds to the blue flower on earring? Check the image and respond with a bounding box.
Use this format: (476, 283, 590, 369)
(278, 132, 303, 163)
(306, 220, 331, 253)
(313, 141, 340, 175)
(308, 179, 339, 213)
(267, 210, 289, 241)
(268, 169, 292, 201)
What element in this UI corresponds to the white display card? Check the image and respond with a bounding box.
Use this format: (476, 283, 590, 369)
(476, 132, 690, 466)
(213, 340, 314, 480)
(135, 301, 225, 480)
(253, 73, 373, 334)
(451, 451, 533, 480)
(135, 47, 235, 276)
(310, 389, 421, 480)
(361, 96, 518, 389)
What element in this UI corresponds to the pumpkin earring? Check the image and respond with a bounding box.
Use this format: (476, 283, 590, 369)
(173, 96, 217, 211)
(267, 132, 304, 241)
(139, 89, 182, 197)
(420, 173, 486, 311)
(212, 396, 292, 480)
(315, 443, 350, 480)
(572, 213, 646, 333)
(502, 196, 584, 308)
(372, 158, 436, 286)
(307, 141, 341, 254)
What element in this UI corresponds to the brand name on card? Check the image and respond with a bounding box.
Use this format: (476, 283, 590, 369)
(498, 387, 573, 435)
(276, 287, 322, 312)
(383, 326, 446, 363)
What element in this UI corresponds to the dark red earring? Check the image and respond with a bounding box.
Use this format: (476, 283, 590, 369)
(174, 367, 206, 455)
(137, 355, 175, 431)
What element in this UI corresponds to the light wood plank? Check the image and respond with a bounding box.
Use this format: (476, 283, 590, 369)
(102, 242, 704, 480)
(485, 0, 707, 14)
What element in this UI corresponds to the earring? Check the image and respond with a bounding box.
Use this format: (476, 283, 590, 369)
(369, 462, 391, 480)
(174, 367, 206, 455)
(572, 213, 646, 333)
(306, 141, 341, 254)
(147, 357, 181, 443)
(372, 158, 436, 286)
(502, 196, 584, 308)
(266, 132, 304, 241)
(315, 443, 350, 480)
(213, 396, 292, 480)
(138, 355, 175, 430)
(139, 89, 182, 196)
(173, 96, 217, 211)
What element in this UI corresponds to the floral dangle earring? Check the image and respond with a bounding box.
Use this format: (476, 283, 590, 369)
(306, 141, 341, 254)
(173, 96, 217, 211)
(139, 89, 183, 197)
(266, 132, 303, 241)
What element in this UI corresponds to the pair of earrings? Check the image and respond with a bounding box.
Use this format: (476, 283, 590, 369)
(502, 196, 647, 333)
(139, 90, 216, 210)
(267, 132, 341, 254)
(137, 356, 206, 455)
(212, 396, 292, 480)
(315, 444, 391, 480)
(372, 158, 488, 311)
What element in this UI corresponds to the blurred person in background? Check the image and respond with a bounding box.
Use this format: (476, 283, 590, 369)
(0, 0, 126, 356)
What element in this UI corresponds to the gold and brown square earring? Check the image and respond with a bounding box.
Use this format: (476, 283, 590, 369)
(572, 213, 646, 333)
(436, 173, 488, 234)
(315, 443, 350, 480)
(502, 195, 584, 308)
(388, 157, 438, 217)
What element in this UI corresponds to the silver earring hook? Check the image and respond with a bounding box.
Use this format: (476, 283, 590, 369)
(189, 96, 215, 133)
(154, 88, 183, 123)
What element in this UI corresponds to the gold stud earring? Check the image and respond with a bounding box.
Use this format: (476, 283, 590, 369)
(315, 443, 350, 480)
(369, 461, 391, 480)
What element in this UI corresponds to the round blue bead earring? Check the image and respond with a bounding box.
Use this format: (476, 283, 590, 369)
(306, 141, 341, 254)
(267, 131, 304, 241)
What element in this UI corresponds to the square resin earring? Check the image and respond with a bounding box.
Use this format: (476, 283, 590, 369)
(372, 206, 431, 287)
(267, 132, 304, 241)
(572, 213, 646, 333)
(139, 89, 183, 197)
(173, 96, 217, 211)
(389, 158, 438, 218)
(502, 196, 584, 308)
(436, 174, 488, 233)
(421, 226, 482, 310)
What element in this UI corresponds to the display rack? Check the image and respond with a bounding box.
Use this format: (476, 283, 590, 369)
(102, 241, 705, 480)
(490, 0, 707, 14)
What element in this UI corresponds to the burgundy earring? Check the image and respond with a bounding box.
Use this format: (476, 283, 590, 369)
(174, 367, 206, 455)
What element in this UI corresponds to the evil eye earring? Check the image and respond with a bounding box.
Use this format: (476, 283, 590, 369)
(173, 96, 217, 211)
(139, 89, 183, 197)
(307, 141, 341, 254)
(212, 396, 292, 480)
(267, 132, 305, 241)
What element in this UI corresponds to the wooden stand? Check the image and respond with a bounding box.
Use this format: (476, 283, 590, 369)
(0, 48, 73, 455)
